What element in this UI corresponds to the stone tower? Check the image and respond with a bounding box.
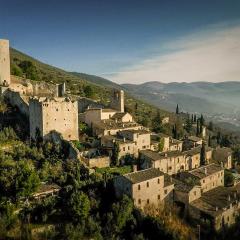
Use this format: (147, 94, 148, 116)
(0, 39, 10, 86)
(110, 89, 124, 113)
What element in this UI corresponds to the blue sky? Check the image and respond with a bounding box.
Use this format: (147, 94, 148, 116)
(1, 0, 240, 83)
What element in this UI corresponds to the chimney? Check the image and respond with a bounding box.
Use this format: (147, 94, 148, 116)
(234, 192, 237, 199)
(170, 176, 173, 183)
(164, 153, 168, 157)
(132, 165, 137, 172)
(221, 161, 224, 168)
(123, 137, 126, 143)
(215, 206, 218, 211)
(204, 168, 207, 175)
(228, 195, 231, 201)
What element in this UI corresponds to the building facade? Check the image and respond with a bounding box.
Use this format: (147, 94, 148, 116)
(114, 168, 174, 208)
(29, 97, 79, 141)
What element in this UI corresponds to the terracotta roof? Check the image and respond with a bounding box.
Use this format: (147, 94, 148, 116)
(111, 112, 128, 119)
(187, 163, 223, 179)
(184, 146, 212, 156)
(34, 183, 61, 195)
(102, 108, 116, 112)
(187, 136, 203, 142)
(119, 129, 150, 135)
(93, 120, 141, 130)
(123, 168, 164, 184)
(140, 150, 183, 161)
(190, 185, 240, 217)
(173, 178, 200, 193)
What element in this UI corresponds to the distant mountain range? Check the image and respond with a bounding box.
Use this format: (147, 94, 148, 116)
(122, 81, 240, 115)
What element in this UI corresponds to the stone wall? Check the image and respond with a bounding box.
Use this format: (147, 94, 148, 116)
(83, 156, 110, 168)
(4, 89, 29, 117)
(29, 97, 79, 141)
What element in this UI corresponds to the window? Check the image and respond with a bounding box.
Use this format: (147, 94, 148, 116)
(138, 199, 141, 205)
(147, 182, 149, 187)
(164, 189, 168, 195)
(56, 108, 58, 111)
(128, 146, 130, 150)
(158, 178, 160, 184)
(147, 199, 150, 204)
(123, 147, 125, 151)
(168, 166, 172, 170)
(138, 184, 141, 190)
(194, 191, 196, 196)
(177, 158, 179, 163)
(158, 195, 160, 200)
(203, 180, 205, 183)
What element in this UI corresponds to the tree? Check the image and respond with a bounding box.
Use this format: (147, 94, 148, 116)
(194, 114, 197, 123)
(224, 170, 234, 186)
(68, 191, 90, 222)
(200, 142, 206, 166)
(112, 142, 120, 166)
(18, 60, 38, 80)
(15, 160, 40, 199)
(196, 119, 200, 136)
(208, 121, 213, 131)
(84, 85, 95, 98)
(185, 113, 192, 133)
(176, 104, 179, 114)
(152, 110, 162, 133)
(208, 135, 212, 147)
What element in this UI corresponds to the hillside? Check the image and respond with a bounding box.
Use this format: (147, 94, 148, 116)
(123, 81, 240, 131)
(9, 48, 173, 132)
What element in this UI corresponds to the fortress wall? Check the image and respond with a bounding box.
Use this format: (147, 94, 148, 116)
(4, 89, 29, 117)
(10, 75, 59, 97)
(30, 98, 79, 141)
(77, 97, 103, 113)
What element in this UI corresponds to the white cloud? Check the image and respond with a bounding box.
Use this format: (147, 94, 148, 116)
(106, 24, 240, 84)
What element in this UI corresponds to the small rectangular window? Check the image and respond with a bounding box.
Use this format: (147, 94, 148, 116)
(138, 184, 141, 190)
(138, 199, 141, 205)
(147, 182, 149, 187)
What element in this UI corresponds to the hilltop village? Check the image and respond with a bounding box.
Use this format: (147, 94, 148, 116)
(0, 39, 240, 238)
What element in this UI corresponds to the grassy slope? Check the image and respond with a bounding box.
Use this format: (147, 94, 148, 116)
(10, 48, 174, 130)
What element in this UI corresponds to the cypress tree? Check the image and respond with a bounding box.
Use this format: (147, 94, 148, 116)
(200, 142, 206, 165)
(208, 135, 212, 147)
(176, 104, 179, 114)
(196, 119, 200, 136)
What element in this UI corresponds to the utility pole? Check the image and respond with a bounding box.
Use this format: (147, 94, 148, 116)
(197, 224, 201, 240)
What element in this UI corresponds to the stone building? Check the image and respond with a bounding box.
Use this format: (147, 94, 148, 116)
(179, 163, 224, 193)
(84, 108, 133, 127)
(140, 146, 213, 175)
(173, 178, 202, 211)
(212, 147, 232, 169)
(182, 136, 203, 150)
(101, 129, 151, 160)
(110, 89, 124, 113)
(189, 184, 240, 231)
(114, 168, 174, 208)
(169, 138, 183, 151)
(0, 39, 10, 86)
(92, 119, 142, 137)
(150, 133, 182, 152)
(29, 97, 78, 141)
